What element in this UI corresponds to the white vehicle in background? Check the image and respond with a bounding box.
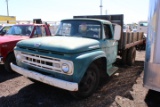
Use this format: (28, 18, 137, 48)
(135, 21, 148, 50)
(137, 21, 148, 37)
(123, 25, 131, 32)
(123, 24, 137, 33)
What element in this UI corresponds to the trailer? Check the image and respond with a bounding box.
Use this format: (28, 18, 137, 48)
(143, 0, 160, 91)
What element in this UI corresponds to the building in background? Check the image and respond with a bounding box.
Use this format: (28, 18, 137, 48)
(0, 15, 16, 24)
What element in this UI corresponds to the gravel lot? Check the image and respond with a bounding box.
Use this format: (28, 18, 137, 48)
(0, 51, 146, 107)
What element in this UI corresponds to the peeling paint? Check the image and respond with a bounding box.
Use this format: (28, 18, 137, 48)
(10, 63, 78, 91)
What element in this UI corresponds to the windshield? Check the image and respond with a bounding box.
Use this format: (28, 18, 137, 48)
(6, 25, 34, 36)
(55, 20, 101, 39)
(0, 26, 12, 34)
(0, 25, 2, 29)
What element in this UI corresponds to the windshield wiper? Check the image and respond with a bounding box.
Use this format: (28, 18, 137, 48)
(55, 34, 63, 36)
(4, 33, 20, 35)
(13, 34, 21, 35)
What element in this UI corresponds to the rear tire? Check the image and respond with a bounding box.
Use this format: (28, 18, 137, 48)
(127, 47, 136, 66)
(4, 53, 16, 73)
(70, 64, 100, 99)
(121, 49, 128, 65)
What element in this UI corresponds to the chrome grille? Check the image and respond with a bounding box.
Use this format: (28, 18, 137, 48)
(21, 52, 62, 72)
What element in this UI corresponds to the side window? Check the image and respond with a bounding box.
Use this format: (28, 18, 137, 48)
(33, 26, 46, 37)
(104, 24, 112, 39)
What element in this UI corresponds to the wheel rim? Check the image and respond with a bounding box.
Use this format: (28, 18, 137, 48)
(79, 69, 97, 93)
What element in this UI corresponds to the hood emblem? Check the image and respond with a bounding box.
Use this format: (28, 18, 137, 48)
(34, 43, 41, 48)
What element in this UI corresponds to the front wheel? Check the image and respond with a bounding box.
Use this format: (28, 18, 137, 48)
(4, 53, 16, 73)
(70, 64, 100, 99)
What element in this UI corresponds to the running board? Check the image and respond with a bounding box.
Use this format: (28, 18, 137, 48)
(107, 66, 119, 76)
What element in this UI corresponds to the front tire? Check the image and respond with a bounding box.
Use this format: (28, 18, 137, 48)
(4, 53, 16, 73)
(70, 64, 100, 99)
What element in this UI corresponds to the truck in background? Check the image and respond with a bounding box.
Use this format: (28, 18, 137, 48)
(137, 21, 148, 36)
(11, 14, 144, 99)
(0, 15, 16, 24)
(136, 21, 148, 50)
(144, 0, 160, 92)
(0, 20, 51, 72)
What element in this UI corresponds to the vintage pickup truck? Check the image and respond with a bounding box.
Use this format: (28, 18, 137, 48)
(0, 23, 51, 72)
(11, 15, 144, 99)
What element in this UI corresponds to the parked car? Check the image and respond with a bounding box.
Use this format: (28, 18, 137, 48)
(0, 23, 51, 72)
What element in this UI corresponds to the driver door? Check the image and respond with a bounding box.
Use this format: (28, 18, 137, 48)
(103, 24, 118, 66)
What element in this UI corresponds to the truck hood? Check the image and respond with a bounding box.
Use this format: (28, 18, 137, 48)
(17, 36, 101, 54)
(0, 35, 29, 44)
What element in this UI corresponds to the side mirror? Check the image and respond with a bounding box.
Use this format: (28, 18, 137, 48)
(113, 24, 121, 40)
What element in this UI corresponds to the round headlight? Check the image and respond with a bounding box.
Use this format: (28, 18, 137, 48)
(62, 63, 69, 73)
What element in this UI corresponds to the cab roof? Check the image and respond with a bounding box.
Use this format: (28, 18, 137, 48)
(61, 18, 112, 25)
(14, 24, 46, 26)
(1, 24, 14, 26)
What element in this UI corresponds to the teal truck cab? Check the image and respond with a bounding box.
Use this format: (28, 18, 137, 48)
(10, 15, 144, 99)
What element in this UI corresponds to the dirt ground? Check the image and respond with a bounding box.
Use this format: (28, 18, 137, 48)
(0, 51, 147, 107)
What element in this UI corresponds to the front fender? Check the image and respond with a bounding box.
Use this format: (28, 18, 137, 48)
(72, 49, 106, 83)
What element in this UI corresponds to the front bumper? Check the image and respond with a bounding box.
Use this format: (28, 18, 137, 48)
(0, 57, 4, 64)
(10, 63, 78, 91)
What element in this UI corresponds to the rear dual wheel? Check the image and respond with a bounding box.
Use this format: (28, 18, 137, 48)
(121, 47, 136, 66)
(122, 49, 128, 65)
(127, 47, 136, 66)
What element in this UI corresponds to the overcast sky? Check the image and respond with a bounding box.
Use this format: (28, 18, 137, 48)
(0, 0, 149, 24)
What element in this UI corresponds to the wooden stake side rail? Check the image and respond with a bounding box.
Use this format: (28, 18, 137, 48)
(118, 32, 144, 50)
